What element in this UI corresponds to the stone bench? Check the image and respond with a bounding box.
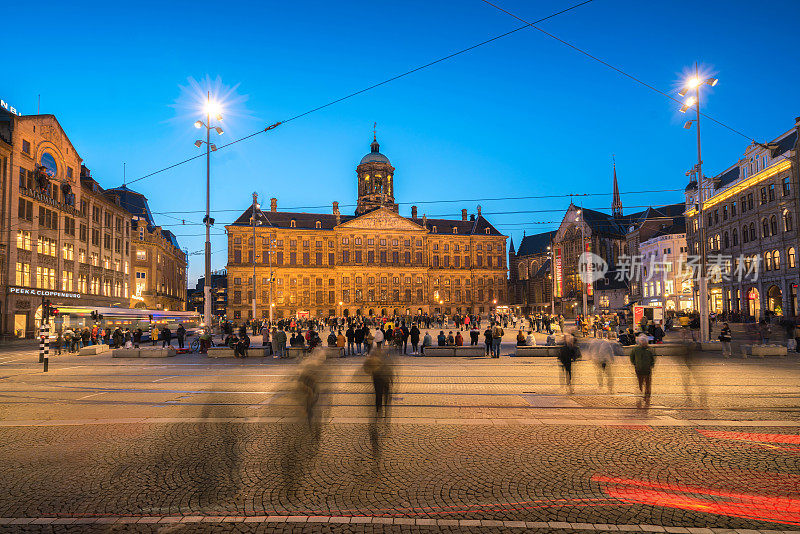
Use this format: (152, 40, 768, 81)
(420, 346, 485, 357)
(112, 347, 176, 358)
(207, 347, 236, 358)
(286, 347, 308, 359)
(616, 343, 688, 356)
(79, 344, 109, 355)
(513, 345, 560, 357)
(748, 344, 788, 358)
(420, 346, 455, 357)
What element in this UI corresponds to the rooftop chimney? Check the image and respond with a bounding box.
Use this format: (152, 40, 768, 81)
(422, 214, 427, 228)
(461, 209, 468, 221)
(411, 205, 418, 219)
(270, 197, 277, 212)
(333, 201, 340, 225)
(477, 204, 482, 217)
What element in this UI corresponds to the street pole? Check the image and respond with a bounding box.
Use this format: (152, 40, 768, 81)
(694, 63, 710, 344)
(580, 209, 588, 320)
(203, 91, 212, 332)
(251, 192, 258, 322)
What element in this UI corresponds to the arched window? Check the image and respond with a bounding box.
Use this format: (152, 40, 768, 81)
(765, 252, 773, 270)
(432, 225, 437, 233)
(773, 249, 780, 270)
(762, 218, 770, 237)
(290, 219, 296, 228)
(784, 210, 793, 232)
(452, 227, 458, 234)
(315, 221, 321, 229)
(788, 247, 796, 268)
(770, 215, 778, 235)
(715, 234, 721, 250)
(732, 228, 738, 246)
(723, 231, 729, 248)
(750, 223, 756, 241)
(485, 228, 490, 235)
(742, 225, 749, 243)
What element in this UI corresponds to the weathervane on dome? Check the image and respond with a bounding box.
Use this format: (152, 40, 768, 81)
(373, 121, 377, 142)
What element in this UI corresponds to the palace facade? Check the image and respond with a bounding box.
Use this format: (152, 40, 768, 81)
(225, 136, 508, 320)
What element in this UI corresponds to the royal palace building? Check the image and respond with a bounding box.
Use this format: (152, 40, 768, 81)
(225, 136, 508, 320)
(0, 104, 186, 337)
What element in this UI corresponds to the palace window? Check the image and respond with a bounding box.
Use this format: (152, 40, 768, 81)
(290, 220, 296, 227)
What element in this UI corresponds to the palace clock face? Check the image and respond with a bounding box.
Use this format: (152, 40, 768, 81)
(40, 152, 58, 177)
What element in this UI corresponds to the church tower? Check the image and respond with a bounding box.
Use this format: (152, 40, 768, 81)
(355, 127, 397, 215)
(611, 155, 623, 218)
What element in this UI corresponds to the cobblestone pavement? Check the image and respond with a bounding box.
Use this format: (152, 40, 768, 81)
(1, 349, 799, 532)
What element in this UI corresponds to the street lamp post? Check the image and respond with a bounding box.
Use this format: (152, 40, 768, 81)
(250, 192, 261, 322)
(679, 65, 719, 343)
(576, 209, 588, 320)
(194, 92, 224, 329)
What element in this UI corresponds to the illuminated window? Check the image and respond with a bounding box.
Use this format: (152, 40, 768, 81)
(136, 250, 146, 260)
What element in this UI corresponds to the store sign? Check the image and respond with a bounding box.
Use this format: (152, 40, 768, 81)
(554, 247, 563, 298)
(8, 286, 81, 299)
(0, 99, 20, 116)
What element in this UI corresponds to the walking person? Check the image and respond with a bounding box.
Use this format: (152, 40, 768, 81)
(469, 325, 479, 346)
(363, 349, 394, 417)
(718, 322, 732, 357)
(133, 328, 142, 349)
(630, 334, 656, 407)
(374, 327, 384, 349)
(161, 326, 172, 348)
(558, 334, 580, 394)
(410, 324, 420, 354)
(491, 322, 504, 358)
(176, 323, 186, 349)
(484, 325, 493, 356)
(590, 337, 614, 393)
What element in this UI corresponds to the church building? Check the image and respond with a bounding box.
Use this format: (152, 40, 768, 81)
(225, 134, 508, 320)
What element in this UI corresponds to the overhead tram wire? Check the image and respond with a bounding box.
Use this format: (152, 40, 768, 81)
(478, 0, 756, 143)
(123, 0, 594, 187)
(147, 187, 685, 217)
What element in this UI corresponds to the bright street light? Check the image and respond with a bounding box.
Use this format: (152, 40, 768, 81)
(195, 91, 224, 330)
(679, 63, 717, 344)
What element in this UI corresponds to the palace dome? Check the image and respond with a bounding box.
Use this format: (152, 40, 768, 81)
(360, 139, 390, 165)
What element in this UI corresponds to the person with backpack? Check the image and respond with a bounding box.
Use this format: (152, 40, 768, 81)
(484, 325, 493, 356)
(491, 323, 504, 358)
(630, 334, 655, 406)
(410, 324, 421, 354)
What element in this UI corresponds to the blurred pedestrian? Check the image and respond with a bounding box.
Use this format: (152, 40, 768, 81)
(363, 349, 394, 417)
(718, 322, 732, 357)
(630, 334, 655, 406)
(589, 337, 614, 393)
(558, 334, 580, 393)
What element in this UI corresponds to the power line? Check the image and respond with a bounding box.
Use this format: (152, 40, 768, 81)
(479, 0, 756, 142)
(124, 0, 594, 186)
(148, 187, 684, 217)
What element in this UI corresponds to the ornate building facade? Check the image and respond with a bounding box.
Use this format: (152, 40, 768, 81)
(0, 108, 187, 337)
(106, 185, 187, 311)
(684, 117, 800, 319)
(225, 136, 508, 320)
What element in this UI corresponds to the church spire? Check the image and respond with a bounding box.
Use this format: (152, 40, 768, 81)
(611, 154, 623, 218)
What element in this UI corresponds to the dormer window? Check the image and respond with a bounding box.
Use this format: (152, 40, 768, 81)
(432, 225, 437, 233)
(452, 227, 458, 234)
(290, 220, 296, 228)
(485, 228, 490, 235)
(315, 221, 321, 229)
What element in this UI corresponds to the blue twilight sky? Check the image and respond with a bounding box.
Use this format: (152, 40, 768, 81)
(3, 0, 799, 283)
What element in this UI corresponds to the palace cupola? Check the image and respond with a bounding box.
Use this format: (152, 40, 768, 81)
(355, 125, 397, 215)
